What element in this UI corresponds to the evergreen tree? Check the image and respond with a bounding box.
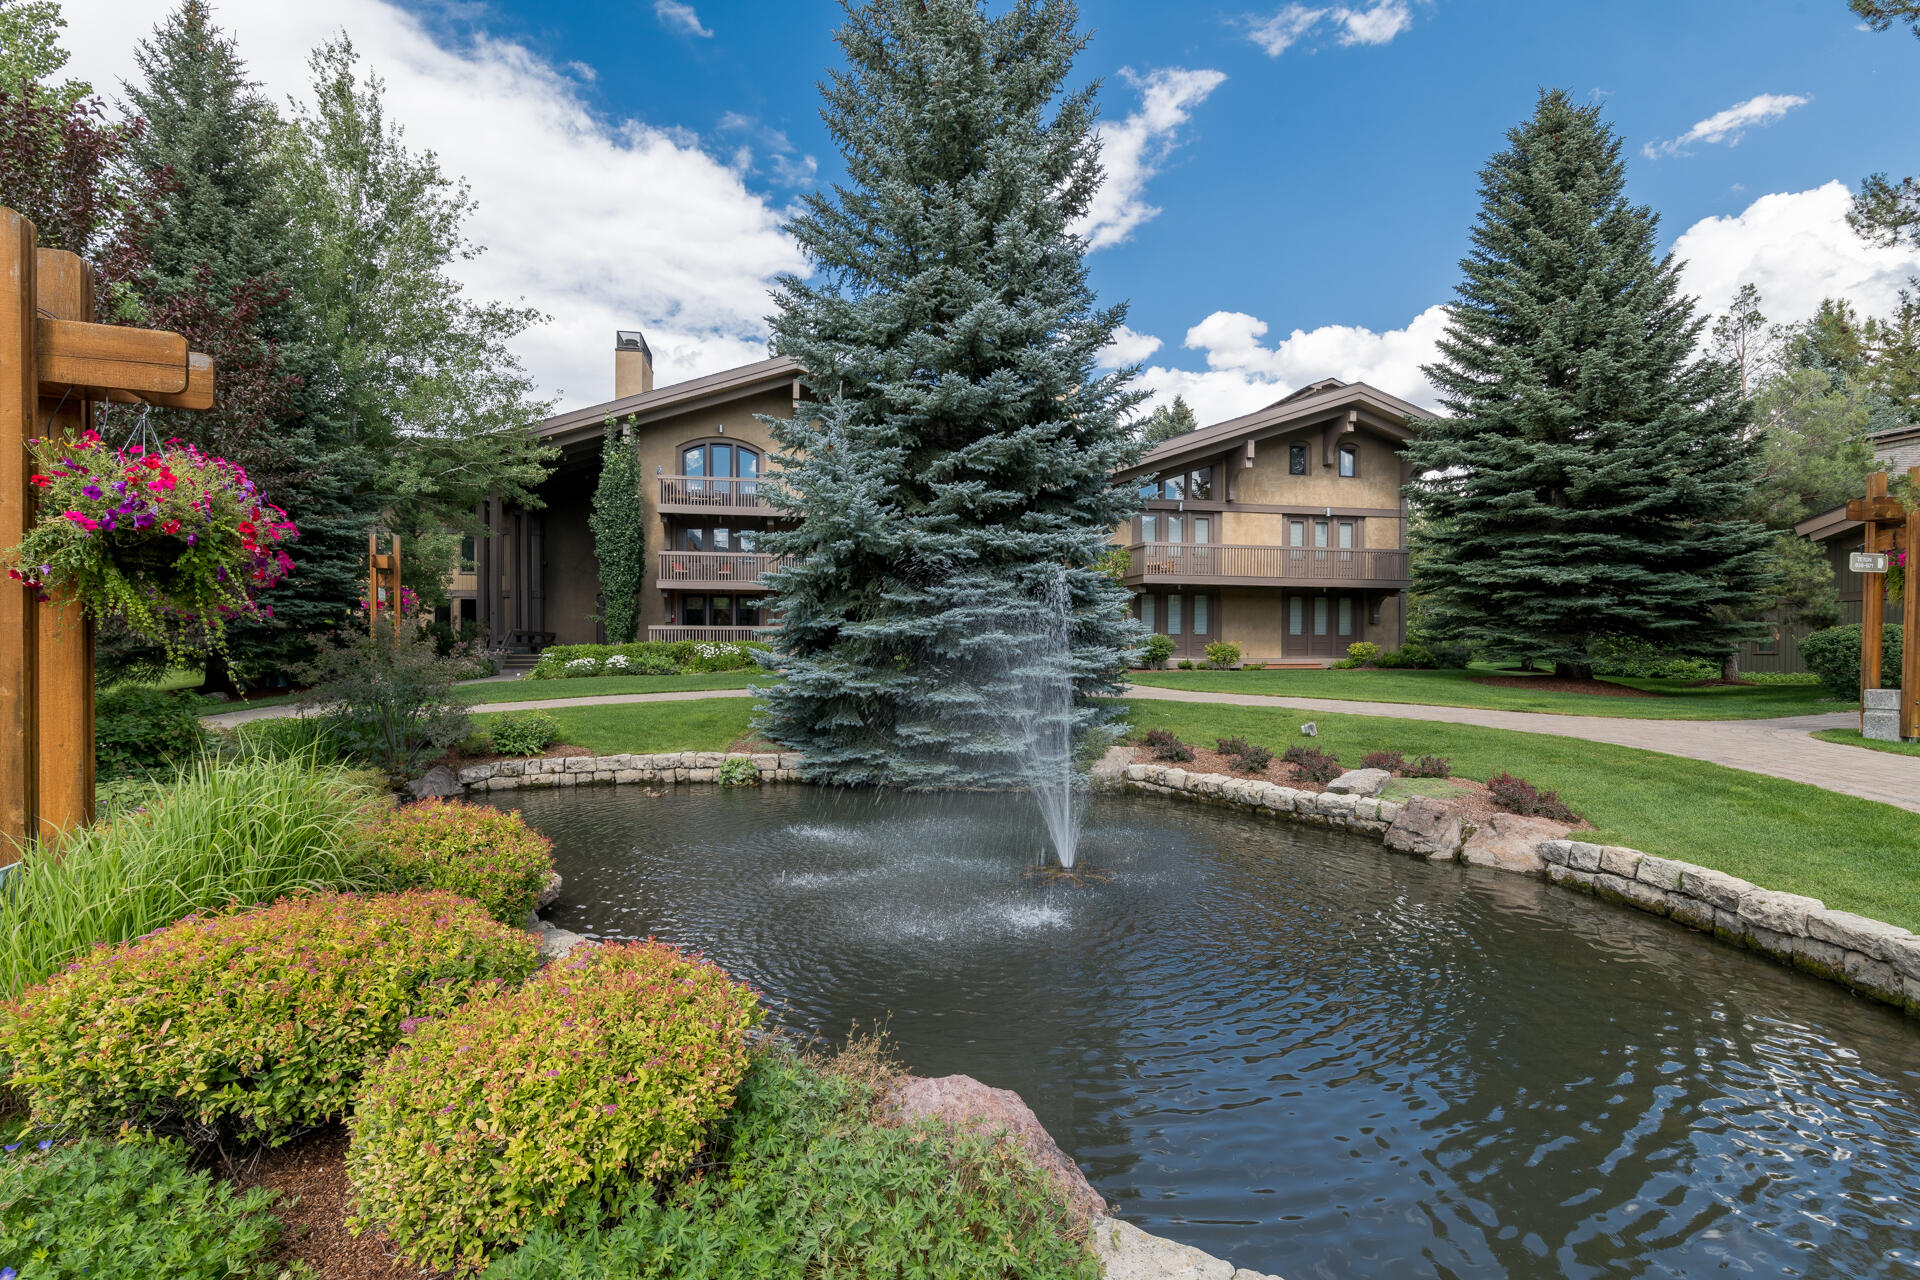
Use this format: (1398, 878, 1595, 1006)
(1404, 90, 1770, 679)
(755, 0, 1144, 786)
(1139, 394, 1199, 444)
(589, 419, 645, 644)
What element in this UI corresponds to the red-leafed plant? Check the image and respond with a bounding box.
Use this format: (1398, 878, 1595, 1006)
(1485, 772, 1580, 823)
(371, 799, 554, 924)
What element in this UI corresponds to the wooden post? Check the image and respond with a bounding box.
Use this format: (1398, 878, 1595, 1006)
(1861, 472, 1887, 726)
(33, 249, 95, 836)
(367, 532, 402, 631)
(1906, 468, 1920, 740)
(0, 211, 39, 859)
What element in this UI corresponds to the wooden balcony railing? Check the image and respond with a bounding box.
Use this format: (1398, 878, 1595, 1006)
(647, 625, 775, 643)
(657, 475, 771, 513)
(655, 550, 790, 586)
(1125, 543, 1410, 587)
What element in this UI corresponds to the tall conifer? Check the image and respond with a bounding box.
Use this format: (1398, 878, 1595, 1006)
(1404, 90, 1769, 677)
(755, 0, 1143, 785)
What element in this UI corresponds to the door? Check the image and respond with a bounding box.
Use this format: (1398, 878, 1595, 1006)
(1284, 591, 1361, 659)
(1137, 591, 1218, 661)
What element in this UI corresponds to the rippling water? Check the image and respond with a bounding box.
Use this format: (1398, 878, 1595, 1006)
(482, 785, 1920, 1279)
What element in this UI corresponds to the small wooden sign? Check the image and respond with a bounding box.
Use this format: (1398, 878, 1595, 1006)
(1851, 551, 1889, 574)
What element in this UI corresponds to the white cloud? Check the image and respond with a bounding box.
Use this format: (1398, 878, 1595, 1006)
(653, 0, 713, 39)
(717, 112, 818, 188)
(1642, 92, 1808, 160)
(60, 0, 803, 411)
(1076, 67, 1227, 251)
(1245, 1, 1413, 57)
(1100, 324, 1164, 366)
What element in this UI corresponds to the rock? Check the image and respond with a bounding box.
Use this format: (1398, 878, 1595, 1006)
(1633, 855, 1690, 892)
(884, 1074, 1106, 1227)
(406, 765, 462, 800)
(1459, 811, 1561, 875)
(1298, 722, 1317, 737)
(1806, 908, 1915, 965)
(1738, 889, 1824, 939)
(1383, 796, 1462, 860)
(1089, 1216, 1279, 1280)
(1326, 768, 1390, 797)
(536, 870, 562, 911)
(1678, 866, 1755, 911)
(531, 920, 588, 963)
(1564, 841, 1603, 873)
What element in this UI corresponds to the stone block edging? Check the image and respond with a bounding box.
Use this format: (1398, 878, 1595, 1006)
(455, 751, 805, 790)
(1109, 761, 1920, 1018)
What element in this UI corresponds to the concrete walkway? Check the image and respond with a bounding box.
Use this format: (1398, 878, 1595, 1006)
(201, 682, 1919, 814)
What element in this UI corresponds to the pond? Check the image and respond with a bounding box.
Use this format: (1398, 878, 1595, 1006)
(482, 784, 1920, 1279)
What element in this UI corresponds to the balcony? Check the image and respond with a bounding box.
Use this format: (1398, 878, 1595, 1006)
(647, 625, 775, 643)
(1125, 543, 1410, 588)
(655, 549, 790, 588)
(657, 475, 773, 516)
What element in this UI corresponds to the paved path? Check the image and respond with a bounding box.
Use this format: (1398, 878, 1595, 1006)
(202, 683, 1918, 813)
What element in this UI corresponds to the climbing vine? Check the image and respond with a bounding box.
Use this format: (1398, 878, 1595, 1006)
(589, 417, 645, 643)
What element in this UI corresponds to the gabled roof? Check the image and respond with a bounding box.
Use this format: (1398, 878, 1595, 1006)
(1119, 378, 1430, 480)
(534, 355, 801, 456)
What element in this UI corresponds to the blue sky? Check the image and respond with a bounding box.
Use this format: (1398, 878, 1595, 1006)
(62, 0, 1920, 419)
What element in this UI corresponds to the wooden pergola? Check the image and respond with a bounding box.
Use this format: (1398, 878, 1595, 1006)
(1848, 467, 1920, 740)
(1, 207, 215, 857)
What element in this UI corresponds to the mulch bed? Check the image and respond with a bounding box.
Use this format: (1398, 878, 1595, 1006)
(228, 1126, 433, 1280)
(1471, 675, 1658, 698)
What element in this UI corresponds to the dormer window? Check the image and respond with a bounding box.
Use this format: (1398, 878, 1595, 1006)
(1289, 444, 1307, 475)
(1338, 445, 1356, 478)
(1138, 465, 1216, 502)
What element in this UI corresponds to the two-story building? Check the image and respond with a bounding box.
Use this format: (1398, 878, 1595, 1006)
(452, 333, 1426, 664)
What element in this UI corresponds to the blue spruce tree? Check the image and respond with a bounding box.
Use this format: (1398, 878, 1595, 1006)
(755, 0, 1144, 786)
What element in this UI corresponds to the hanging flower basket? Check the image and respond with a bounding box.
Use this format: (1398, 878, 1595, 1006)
(3, 430, 297, 656)
(1888, 550, 1907, 606)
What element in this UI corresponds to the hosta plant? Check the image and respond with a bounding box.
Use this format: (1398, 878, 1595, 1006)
(4, 431, 295, 655)
(371, 799, 554, 923)
(348, 940, 763, 1271)
(0, 891, 537, 1146)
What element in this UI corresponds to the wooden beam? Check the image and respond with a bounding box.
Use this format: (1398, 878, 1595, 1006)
(1861, 472, 1887, 722)
(36, 317, 188, 395)
(1847, 495, 1906, 523)
(1908, 469, 1920, 740)
(32, 249, 95, 838)
(0, 211, 39, 858)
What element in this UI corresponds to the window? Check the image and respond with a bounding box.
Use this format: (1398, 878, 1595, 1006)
(737, 599, 761, 627)
(1337, 520, 1355, 550)
(1139, 467, 1217, 503)
(679, 526, 760, 552)
(1140, 513, 1158, 543)
(1138, 478, 1160, 501)
(1313, 520, 1330, 549)
(1141, 595, 1156, 632)
(1289, 597, 1304, 635)
(1167, 594, 1183, 636)
(458, 536, 476, 573)
(1754, 627, 1778, 656)
(682, 442, 761, 481)
(1313, 598, 1329, 636)
(1338, 445, 1356, 478)
(1165, 515, 1183, 544)
(1288, 519, 1306, 547)
(683, 595, 707, 626)
(1192, 517, 1210, 545)
(711, 595, 734, 627)
(1338, 598, 1353, 636)
(1163, 472, 1187, 501)
(1193, 596, 1208, 636)
(1190, 466, 1213, 501)
(1289, 444, 1307, 475)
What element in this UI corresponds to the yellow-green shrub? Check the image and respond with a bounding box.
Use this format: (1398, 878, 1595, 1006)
(372, 799, 554, 923)
(0, 892, 537, 1145)
(347, 940, 762, 1271)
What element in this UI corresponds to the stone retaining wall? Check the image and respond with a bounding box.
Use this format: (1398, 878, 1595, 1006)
(1110, 761, 1920, 1018)
(457, 751, 804, 790)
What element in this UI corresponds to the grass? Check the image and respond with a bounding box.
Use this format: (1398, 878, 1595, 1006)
(1116, 698, 1920, 931)
(1127, 666, 1836, 720)
(1811, 728, 1920, 757)
(461, 671, 764, 704)
(474, 697, 760, 755)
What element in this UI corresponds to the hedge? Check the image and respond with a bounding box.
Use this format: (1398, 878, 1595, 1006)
(371, 799, 555, 924)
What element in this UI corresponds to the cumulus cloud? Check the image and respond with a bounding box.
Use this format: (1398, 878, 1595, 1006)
(1642, 92, 1808, 159)
(1245, 1, 1414, 56)
(1075, 66, 1227, 251)
(1099, 324, 1165, 366)
(653, 0, 713, 39)
(60, 0, 802, 410)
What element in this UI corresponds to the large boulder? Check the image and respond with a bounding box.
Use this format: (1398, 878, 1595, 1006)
(1089, 1217, 1280, 1280)
(1383, 795, 1462, 860)
(1326, 768, 1390, 797)
(536, 870, 563, 911)
(1459, 811, 1565, 875)
(884, 1074, 1107, 1226)
(405, 765, 462, 800)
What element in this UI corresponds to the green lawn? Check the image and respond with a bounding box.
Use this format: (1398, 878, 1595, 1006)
(1128, 666, 1835, 720)
(476, 697, 760, 756)
(1117, 698, 1920, 931)
(461, 671, 764, 704)
(1811, 728, 1920, 758)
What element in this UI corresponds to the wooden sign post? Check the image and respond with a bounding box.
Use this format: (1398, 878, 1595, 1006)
(1846, 468, 1920, 741)
(367, 533, 402, 631)
(1, 206, 216, 856)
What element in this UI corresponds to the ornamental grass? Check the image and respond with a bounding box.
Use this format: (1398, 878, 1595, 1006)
(348, 940, 762, 1272)
(0, 891, 537, 1146)
(0, 753, 390, 998)
(371, 799, 555, 924)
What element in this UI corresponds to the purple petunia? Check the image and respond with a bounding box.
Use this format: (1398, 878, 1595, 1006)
(81, 484, 102, 500)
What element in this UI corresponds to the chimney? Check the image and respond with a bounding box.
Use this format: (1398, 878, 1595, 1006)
(615, 330, 654, 399)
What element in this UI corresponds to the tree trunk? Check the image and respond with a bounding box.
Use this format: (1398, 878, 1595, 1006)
(198, 653, 240, 699)
(1559, 661, 1594, 681)
(1519, 656, 1535, 672)
(1721, 653, 1742, 683)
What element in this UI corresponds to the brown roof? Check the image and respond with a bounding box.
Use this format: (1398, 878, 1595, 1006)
(534, 355, 801, 454)
(1120, 378, 1429, 480)
(1795, 504, 1858, 543)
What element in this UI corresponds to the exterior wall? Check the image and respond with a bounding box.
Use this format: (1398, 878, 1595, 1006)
(541, 469, 601, 645)
(1741, 533, 1865, 674)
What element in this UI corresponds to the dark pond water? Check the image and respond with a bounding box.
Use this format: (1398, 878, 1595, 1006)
(482, 785, 1920, 1279)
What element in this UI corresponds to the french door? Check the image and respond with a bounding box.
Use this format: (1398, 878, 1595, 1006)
(1283, 591, 1361, 659)
(1137, 591, 1218, 660)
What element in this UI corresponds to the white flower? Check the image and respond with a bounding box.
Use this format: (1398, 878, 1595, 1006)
(604, 654, 632, 671)
(565, 657, 599, 673)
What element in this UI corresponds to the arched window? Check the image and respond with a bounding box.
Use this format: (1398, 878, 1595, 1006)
(681, 441, 761, 481)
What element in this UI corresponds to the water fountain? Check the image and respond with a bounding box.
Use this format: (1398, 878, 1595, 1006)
(996, 573, 1086, 870)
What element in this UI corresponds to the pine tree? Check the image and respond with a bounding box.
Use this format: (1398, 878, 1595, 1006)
(1140, 395, 1199, 444)
(589, 419, 645, 644)
(1404, 90, 1770, 679)
(755, 0, 1144, 786)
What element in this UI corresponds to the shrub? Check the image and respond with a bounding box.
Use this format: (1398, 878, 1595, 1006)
(1176, 658, 1195, 670)
(1244, 661, 1267, 670)
(348, 940, 762, 1272)
(1140, 633, 1175, 666)
(630, 651, 679, 675)
(1485, 772, 1580, 823)
(1738, 670, 1821, 685)
(1424, 640, 1474, 670)
(1403, 754, 1453, 779)
(1280, 744, 1341, 785)
(1361, 749, 1405, 772)
(1801, 623, 1903, 697)
(1344, 641, 1381, 666)
(717, 756, 760, 787)
(1215, 736, 1274, 774)
(1375, 643, 1437, 669)
(372, 800, 554, 924)
(298, 615, 471, 775)
(1587, 637, 1718, 681)
(530, 640, 771, 679)
(1203, 641, 1241, 669)
(562, 656, 600, 678)
(483, 1043, 1099, 1280)
(0, 1134, 292, 1279)
(1141, 728, 1193, 762)
(1, 891, 536, 1145)
(94, 684, 210, 780)
(685, 641, 760, 672)
(0, 755, 389, 998)
(489, 710, 562, 756)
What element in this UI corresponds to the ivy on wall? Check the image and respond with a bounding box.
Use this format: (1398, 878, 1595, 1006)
(590, 417, 646, 644)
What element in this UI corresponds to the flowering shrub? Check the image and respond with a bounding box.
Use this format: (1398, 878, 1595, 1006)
(372, 799, 554, 924)
(0, 891, 536, 1145)
(562, 657, 599, 677)
(1485, 773, 1580, 823)
(348, 940, 763, 1271)
(530, 640, 768, 679)
(603, 654, 632, 672)
(686, 640, 758, 672)
(3, 432, 295, 653)
(488, 710, 561, 757)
